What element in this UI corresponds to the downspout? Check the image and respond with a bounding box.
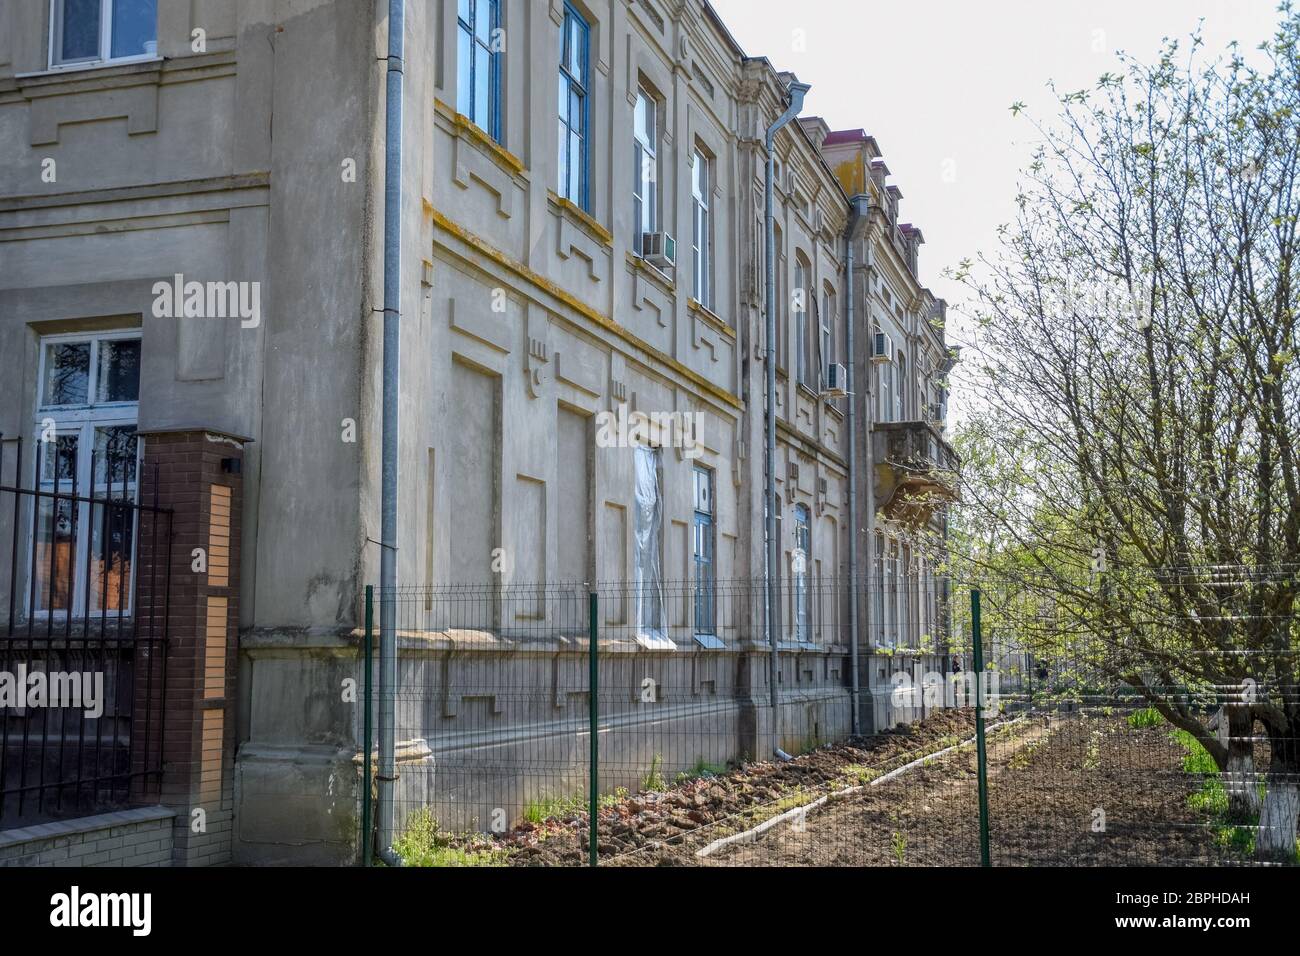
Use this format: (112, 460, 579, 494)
(845, 195, 870, 736)
(763, 79, 809, 762)
(377, 0, 405, 868)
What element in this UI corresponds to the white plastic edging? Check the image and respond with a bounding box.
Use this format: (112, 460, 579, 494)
(695, 716, 1028, 859)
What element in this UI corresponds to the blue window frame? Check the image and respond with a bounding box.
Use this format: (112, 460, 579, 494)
(457, 0, 501, 141)
(693, 466, 715, 638)
(558, 4, 590, 209)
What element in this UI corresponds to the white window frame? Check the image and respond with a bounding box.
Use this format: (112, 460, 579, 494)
(878, 357, 894, 423)
(896, 352, 907, 421)
(48, 0, 159, 70)
(691, 148, 712, 309)
(30, 330, 142, 619)
(633, 87, 659, 255)
(886, 538, 899, 647)
(794, 256, 811, 387)
(821, 286, 836, 384)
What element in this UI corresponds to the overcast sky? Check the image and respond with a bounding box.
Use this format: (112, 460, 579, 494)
(710, 0, 1284, 319)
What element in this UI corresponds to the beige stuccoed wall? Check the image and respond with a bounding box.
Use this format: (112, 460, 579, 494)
(0, 0, 884, 864)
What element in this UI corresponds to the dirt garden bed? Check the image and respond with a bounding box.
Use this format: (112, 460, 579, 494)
(401, 708, 1265, 866)
(702, 711, 1235, 866)
(409, 709, 982, 866)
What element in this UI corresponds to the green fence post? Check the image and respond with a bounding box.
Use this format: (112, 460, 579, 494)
(971, 588, 991, 867)
(588, 590, 599, 867)
(363, 585, 374, 867)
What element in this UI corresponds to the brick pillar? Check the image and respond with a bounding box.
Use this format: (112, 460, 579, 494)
(136, 428, 246, 867)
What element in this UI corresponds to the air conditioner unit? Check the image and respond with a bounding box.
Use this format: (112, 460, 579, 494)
(871, 331, 894, 363)
(822, 363, 848, 397)
(641, 231, 676, 269)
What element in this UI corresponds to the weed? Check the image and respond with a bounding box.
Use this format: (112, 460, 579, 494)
(641, 753, 667, 792)
(891, 829, 907, 865)
(391, 808, 509, 867)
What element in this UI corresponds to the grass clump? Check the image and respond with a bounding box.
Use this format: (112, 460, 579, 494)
(391, 808, 509, 867)
(523, 787, 629, 824)
(1169, 729, 1258, 856)
(1127, 706, 1164, 729)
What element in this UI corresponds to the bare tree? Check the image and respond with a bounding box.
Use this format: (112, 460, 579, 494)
(951, 8, 1300, 859)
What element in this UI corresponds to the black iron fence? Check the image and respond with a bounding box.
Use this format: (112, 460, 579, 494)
(0, 435, 171, 827)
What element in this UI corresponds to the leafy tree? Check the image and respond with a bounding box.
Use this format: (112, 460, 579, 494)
(950, 7, 1300, 859)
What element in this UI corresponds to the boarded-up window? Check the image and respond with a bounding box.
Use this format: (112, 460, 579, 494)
(634, 445, 670, 647)
(449, 362, 498, 587)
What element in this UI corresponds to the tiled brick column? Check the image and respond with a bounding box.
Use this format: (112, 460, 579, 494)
(136, 428, 246, 867)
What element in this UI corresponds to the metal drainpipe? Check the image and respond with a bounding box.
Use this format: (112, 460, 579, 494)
(862, 235, 877, 727)
(377, 0, 405, 868)
(844, 195, 870, 737)
(764, 80, 809, 762)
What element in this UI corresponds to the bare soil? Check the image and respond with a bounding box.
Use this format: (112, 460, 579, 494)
(493, 709, 980, 866)
(450, 709, 1242, 866)
(697, 712, 1231, 867)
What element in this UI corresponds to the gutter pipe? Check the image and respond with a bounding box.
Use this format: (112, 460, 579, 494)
(764, 80, 810, 762)
(845, 195, 871, 736)
(377, 0, 405, 868)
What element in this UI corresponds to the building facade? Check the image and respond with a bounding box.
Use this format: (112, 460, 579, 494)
(0, 0, 957, 865)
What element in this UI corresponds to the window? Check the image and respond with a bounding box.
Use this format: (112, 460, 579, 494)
(51, 0, 157, 67)
(692, 465, 716, 640)
(872, 532, 885, 645)
(821, 286, 836, 383)
(792, 503, 811, 644)
(918, 557, 931, 645)
(900, 543, 912, 647)
(896, 352, 907, 421)
(886, 539, 899, 647)
(457, 0, 501, 141)
(558, 4, 590, 209)
(794, 255, 811, 387)
(633, 87, 658, 254)
(634, 445, 669, 647)
(31, 331, 142, 616)
(878, 348, 894, 423)
(692, 148, 712, 308)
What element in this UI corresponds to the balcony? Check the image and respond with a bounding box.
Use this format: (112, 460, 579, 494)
(872, 421, 960, 524)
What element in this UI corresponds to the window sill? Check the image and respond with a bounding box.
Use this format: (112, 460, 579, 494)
(17, 56, 163, 82)
(433, 98, 529, 185)
(548, 191, 613, 246)
(627, 252, 675, 291)
(687, 298, 736, 340)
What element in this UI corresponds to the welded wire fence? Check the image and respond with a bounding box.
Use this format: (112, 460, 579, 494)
(360, 570, 1298, 867)
(363, 573, 986, 867)
(968, 566, 1300, 867)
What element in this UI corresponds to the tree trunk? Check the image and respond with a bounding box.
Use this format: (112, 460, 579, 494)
(1222, 705, 1260, 823)
(1257, 727, 1299, 863)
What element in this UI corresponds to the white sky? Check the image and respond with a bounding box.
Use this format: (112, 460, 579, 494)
(710, 0, 1283, 323)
